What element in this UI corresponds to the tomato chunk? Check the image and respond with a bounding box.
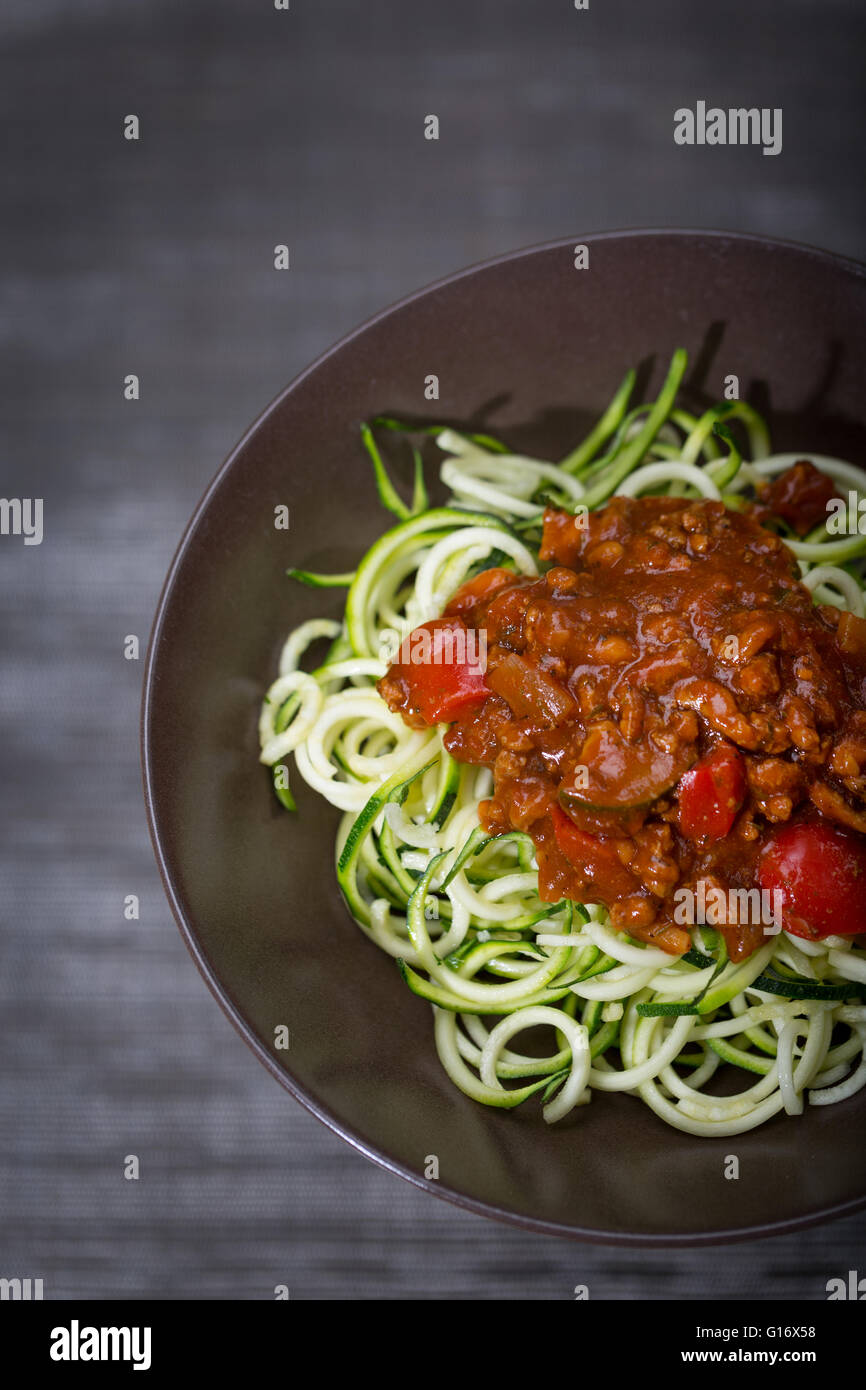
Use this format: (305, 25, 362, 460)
(384, 617, 490, 724)
(677, 742, 746, 842)
(758, 459, 840, 537)
(757, 817, 866, 940)
(550, 804, 638, 899)
(444, 567, 519, 621)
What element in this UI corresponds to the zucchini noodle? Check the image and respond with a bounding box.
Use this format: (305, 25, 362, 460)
(259, 350, 866, 1135)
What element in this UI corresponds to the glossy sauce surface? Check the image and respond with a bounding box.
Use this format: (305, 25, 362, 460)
(382, 488, 866, 959)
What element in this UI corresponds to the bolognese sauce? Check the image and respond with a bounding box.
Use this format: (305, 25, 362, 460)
(378, 483, 866, 962)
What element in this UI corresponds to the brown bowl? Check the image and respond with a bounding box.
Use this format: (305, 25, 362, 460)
(142, 230, 866, 1244)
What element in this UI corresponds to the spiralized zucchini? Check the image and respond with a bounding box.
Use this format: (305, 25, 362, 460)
(258, 351, 866, 1135)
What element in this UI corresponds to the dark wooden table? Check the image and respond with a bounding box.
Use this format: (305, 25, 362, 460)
(1, 0, 864, 1298)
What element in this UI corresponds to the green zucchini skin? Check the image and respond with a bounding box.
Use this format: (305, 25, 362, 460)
(345, 506, 524, 657)
(426, 753, 460, 830)
(752, 971, 866, 1003)
(286, 568, 355, 588)
(337, 754, 437, 928)
(396, 959, 572, 1015)
(708, 1037, 772, 1075)
(262, 356, 866, 1131)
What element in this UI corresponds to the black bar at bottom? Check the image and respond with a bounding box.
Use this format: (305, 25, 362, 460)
(1, 1296, 862, 1374)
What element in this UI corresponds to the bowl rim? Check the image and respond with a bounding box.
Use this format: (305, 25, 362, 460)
(141, 227, 866, 1246)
